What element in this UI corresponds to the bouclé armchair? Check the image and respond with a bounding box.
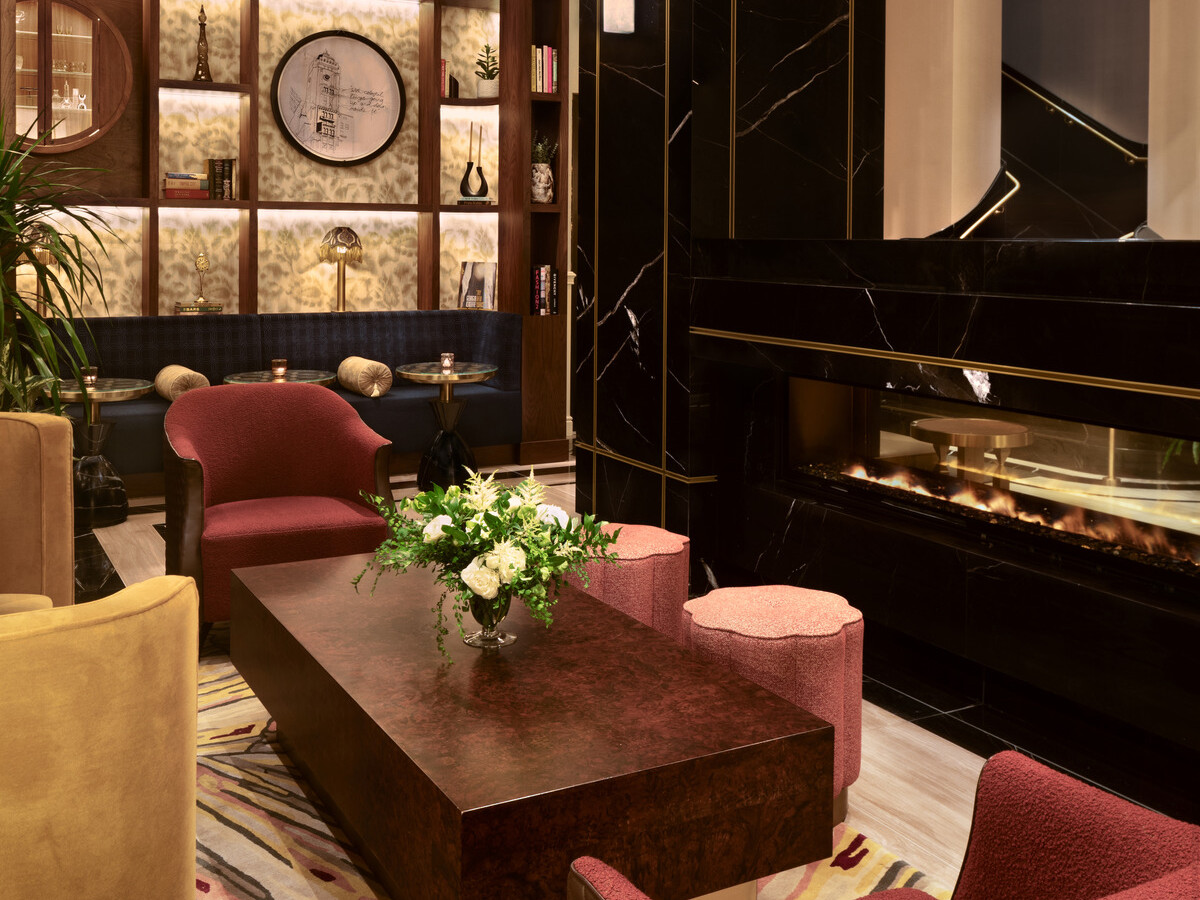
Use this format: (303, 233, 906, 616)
(567, 750, 1200, 900)
(164, 382, 392, 626)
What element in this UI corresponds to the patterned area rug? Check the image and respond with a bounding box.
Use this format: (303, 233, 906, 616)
(758, 825, 952, 899)
(195, 648, 951, 900)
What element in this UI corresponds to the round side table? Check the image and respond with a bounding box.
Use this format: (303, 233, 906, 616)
(396, 361, 498, 490)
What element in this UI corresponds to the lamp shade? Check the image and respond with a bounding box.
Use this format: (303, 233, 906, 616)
(318, 226, 364, 264)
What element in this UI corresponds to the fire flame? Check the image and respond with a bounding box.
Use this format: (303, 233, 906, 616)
(842, 464, 1199, 567)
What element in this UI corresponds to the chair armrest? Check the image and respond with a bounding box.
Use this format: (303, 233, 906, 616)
(163, 430, 205, 601)
(567, 858, 651, 900)
(0, 595, 55, 615)
(952, 751, 1200, 900)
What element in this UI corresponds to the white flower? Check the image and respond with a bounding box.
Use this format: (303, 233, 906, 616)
(463, 470, 501, 511)
(485, 540, 527, 584)
(422, 514, 453, 543)
(461, 555, 500, 599)
(536, 503, 569, 528)
(507, 495, 523, 509)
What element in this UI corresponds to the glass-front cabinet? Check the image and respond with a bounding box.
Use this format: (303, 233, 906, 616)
(13, 0, 132, 151)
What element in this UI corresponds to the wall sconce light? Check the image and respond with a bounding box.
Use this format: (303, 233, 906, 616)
(317, 226, 364, 313)
(603, 0, 635, 34)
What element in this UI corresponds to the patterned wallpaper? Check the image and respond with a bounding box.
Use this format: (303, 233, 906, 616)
(439, 213, 497, 310)
(257, 210, 419, 312)
(256, 0, 420, 204)
(158, 208, 241, 314)
(158, 89, 241, 178)
(440, 7, 499, 101)
(24, 208, 144, 317)
(160, 0, 241, 83)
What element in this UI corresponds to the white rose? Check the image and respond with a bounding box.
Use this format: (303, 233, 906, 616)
(485, 540, 527, 584)
(461, 556, 500, 599)
(422, 514, 454, 542)
(536, 503, 569, 528)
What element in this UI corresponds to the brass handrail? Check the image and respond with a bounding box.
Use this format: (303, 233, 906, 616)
(1002, 69, 1148, 164)
(959, 171, 1021, 239)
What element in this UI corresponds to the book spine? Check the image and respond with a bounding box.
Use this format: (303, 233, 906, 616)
(531, 266, 540, 315)
(224, 158, 235, 200)
(164, 178, 210, 189)
(163, 188, 212, 199)
(207, 159, 217, 199)
(531, 45, 537, 92)
(552, 47, 558, 93)
(441, 58, 446, 98)
(551, 267, 558, 314)
(540, 264, 549, 315)
(545, 47, 552, 93)
(164, 171, 207, 180)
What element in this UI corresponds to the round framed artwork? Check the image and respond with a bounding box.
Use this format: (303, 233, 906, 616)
(270, 30, 406, 166)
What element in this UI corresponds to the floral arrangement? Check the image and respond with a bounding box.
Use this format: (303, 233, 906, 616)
(355, 470, 619, 656)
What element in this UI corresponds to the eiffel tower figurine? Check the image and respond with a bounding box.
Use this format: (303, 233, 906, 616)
(192, 5, 212, 82)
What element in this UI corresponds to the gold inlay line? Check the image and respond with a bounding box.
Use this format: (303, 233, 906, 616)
(690, 326, 1200, 402)
(1003, 69, 1147, 164)
(959, 171, 1021, 239)
(662, 0, 671, 528)
(729, 0, 737, 238)
(846, 0, 854, 239)
(576, 442, 719, 484)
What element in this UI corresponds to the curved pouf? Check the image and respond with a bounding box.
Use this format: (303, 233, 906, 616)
(683, 585, 863, 822)
(573, 524, 690, 643)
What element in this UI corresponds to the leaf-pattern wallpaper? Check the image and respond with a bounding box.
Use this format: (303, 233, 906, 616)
(440, 7, 499, 100)
(257, 210, 419, 312)
(257, 0, 420, 205)
(158, 209, 241, 314)
(439, 213, 496, 310)
(160, 0, 241, 83)
(158, 90, 241, 178)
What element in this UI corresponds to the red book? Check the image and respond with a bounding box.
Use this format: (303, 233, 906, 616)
(163, 188, 211, 200)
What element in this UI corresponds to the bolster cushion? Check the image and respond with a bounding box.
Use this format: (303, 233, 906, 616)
(155, 365, 210, 401)
(338, 356, 393, 398)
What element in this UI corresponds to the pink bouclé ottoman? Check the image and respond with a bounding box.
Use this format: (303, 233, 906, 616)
(683, 585, 863, 822)
(572, 524, 691, 644)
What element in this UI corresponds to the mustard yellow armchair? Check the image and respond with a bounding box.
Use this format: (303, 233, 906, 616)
(0, 411, 74, 608)
(0, 575, 199, 899)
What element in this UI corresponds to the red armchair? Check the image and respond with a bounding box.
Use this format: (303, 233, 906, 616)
(567, 750, 1200, 900)
(164, 382, 392, 626)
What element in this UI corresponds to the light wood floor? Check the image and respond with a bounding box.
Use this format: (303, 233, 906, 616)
(95, 464, 984, 890)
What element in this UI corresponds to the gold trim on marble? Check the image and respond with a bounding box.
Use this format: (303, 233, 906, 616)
(576, 442, 719, 484)
(1002, 69, 1147, 164)
(593, 15, 601, 509)
(663, 0, 671, 526)
(846, 0, 854, 239)
(729, 0, 737, 239)
(959, 171, 1021, 239)
(689, 326, 1200, 402)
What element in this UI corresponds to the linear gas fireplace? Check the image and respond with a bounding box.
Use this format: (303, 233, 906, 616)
(788, 380, 1200, 581)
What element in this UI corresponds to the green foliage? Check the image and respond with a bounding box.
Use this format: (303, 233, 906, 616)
(354, 470, 620, 659)
(1, 112, 112, 417)
(531, 132, 558, 165)
(475, 42, 499, 80)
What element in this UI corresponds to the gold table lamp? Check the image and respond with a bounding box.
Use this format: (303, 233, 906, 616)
(318, 227, 364, 313)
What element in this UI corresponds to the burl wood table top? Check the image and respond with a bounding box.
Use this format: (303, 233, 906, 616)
(231, 553, 834, 900)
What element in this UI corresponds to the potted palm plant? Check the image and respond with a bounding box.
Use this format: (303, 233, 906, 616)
(1, 113, 110, 418)
(475, 43, 499, 99)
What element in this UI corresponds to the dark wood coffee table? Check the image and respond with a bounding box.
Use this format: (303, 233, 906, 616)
(231, 554, 833, 900)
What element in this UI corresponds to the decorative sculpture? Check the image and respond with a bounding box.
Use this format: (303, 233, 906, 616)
(458, 122, 489, 199)
(192, 5, 213, 83)
(194, 251, 210, 304)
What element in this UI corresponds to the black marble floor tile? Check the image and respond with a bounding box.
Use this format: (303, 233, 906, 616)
(862, 676, 946, 722)
(907, 710, 1018, 762)
(74, 532, 125, 604)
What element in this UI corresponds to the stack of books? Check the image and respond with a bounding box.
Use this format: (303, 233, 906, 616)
(440, 59, 460, 98)
(531, 45, 558, 94)
(162, 159, 238, 200)
(174, 301, 223, 316)
(531, 264, 558, 315)
(162, 172, 209, 200)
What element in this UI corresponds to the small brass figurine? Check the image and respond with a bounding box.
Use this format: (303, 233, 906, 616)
(194, 251, 210, 303)
(192, 5, 213, 82)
